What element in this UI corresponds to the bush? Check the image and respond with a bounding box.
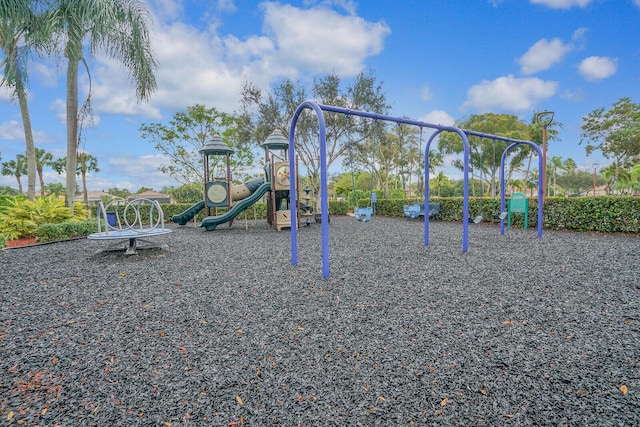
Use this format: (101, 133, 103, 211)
(36, 219, 99, 243)
(0, 195, 89, 240)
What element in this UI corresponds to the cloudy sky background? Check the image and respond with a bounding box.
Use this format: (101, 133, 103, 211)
(1, 0, 639, 191)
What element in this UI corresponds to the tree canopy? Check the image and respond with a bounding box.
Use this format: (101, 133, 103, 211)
(140, 104, 254, 184)
(581, 97, 640, 169)
(237, 70, 390, 198)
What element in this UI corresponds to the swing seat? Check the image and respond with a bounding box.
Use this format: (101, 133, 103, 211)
(403, 203, 423, 219)
(354, 207, 373, 222)
(468, 215, 483, 224)
(428, 202, 441, 218)
(493, 211, 507, 220)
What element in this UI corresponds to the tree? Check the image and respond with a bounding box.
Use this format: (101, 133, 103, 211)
(0, 0, 41, 200)
(107, 187, 131, 199)
(0, 185, 21, 196)
(238, 70, 389, 202)
(162, 183, 202, 204)
(51, 151, 99, 203)
(44, 182, 64, 197)
(438, 113, 532, 197)
(581, 97, 640, 189)
(77, 152, 99, 203)
(35, 147, 53, 195)
(1, 154, 27, 193)
(555, 170, 595, 196)
(140, 105, 252, 184)
(46, 0, 157, 211)
(601, 163, 628, 195)
(431, 171, 451, 197)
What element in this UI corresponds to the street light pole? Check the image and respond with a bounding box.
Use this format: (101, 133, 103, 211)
(592, 163, 599, 196)
(536, 111, 554, 204)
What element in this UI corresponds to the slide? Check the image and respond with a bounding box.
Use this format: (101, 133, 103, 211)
(201, 182, 271, 231)
(172, 200, 205, 225)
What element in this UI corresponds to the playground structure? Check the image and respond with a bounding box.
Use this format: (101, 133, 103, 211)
(287, 101, 544, 278)
(88, 198, 172, 254)
(171, 130, 313, 231)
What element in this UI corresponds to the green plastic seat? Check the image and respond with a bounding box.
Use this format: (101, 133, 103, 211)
(507, 192, 529, 230)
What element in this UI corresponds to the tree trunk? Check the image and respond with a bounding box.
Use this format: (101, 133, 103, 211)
(16, 79, 36, 201)
(82, 169, 88, 204)
(37, 165, 45, 196)
(65, 59, 79, 213)
(15, 174, 23, 194)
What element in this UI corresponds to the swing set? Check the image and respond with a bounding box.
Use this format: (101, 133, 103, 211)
(287, 101, 544, 278)
(348, 116, 378, 222)
(465, 134, 509, 224)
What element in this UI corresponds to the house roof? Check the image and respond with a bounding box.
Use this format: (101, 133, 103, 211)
(74, 191, 111, 201)
(129, 190, 170, 199)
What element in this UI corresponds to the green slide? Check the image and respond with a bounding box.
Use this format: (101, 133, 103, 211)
(201, 182, 271, 231)
(172, 200, 205, 225)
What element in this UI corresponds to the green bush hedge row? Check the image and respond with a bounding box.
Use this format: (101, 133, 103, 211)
(371, 196, 640, 233)
(85, 196, 640, 234)
(0, 218, 99, 249)
(36, 219, 100, 243)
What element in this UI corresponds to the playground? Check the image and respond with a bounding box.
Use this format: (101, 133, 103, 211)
(1, 216, 638, 425)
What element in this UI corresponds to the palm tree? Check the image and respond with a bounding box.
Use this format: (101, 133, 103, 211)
(1, 154, 27, 193)
(35, 147, 53, 195)
(601, 163, 627, 195)
(50, 152, 99, 203)
(0, 0, 39, 200)
(431, 171, 449, 197)
(77, 151, 99, 204)
(46, 0, 157, 211)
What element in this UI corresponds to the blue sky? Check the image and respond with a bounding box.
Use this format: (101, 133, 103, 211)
(1, 0, 639, 192)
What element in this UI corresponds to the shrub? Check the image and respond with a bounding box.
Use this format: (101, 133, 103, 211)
(36, 219, 99, 243)
(0, 195, 89, 240)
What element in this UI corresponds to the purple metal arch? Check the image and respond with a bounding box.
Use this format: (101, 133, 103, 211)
(289, 101, 472, 278)
(423, 129, 471, 251)
(499, 141, 544, 237)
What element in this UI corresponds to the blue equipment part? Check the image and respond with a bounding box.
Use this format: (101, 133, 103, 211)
(354, 207, 373, 222)
(403, 203, 423, 219)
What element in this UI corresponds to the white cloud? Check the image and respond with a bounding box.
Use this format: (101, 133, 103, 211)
(572, 27, 588, 47)
(261, 2, 391, 77)
(420, 110, 455, 127)
(530, 0, 594, 9)
(419, 85, 433, 101)
(32, 63, 58, 88)
(49, 99, 67, 124)
(0, 119, 53, 147)
(0, 80, 12, 102)
(147, 0, 184, 22)
(578, 56, 617, 81)
(560, 88, 586, 102)
(87, 2, 390, 118)
(0, 120, 24, 140)
(107, 153, 179, 190)
(216, 0, 237, 13)
(518, 37, 574, 75)
(462, 75, 558, 113)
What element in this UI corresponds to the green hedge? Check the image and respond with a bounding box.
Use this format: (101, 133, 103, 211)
(374, 196, 640, 233)
(84, 196, 639, 234)
(36, 219, 100, 243)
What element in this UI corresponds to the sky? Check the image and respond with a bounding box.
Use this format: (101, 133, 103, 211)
(1, 0, 639, 192)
